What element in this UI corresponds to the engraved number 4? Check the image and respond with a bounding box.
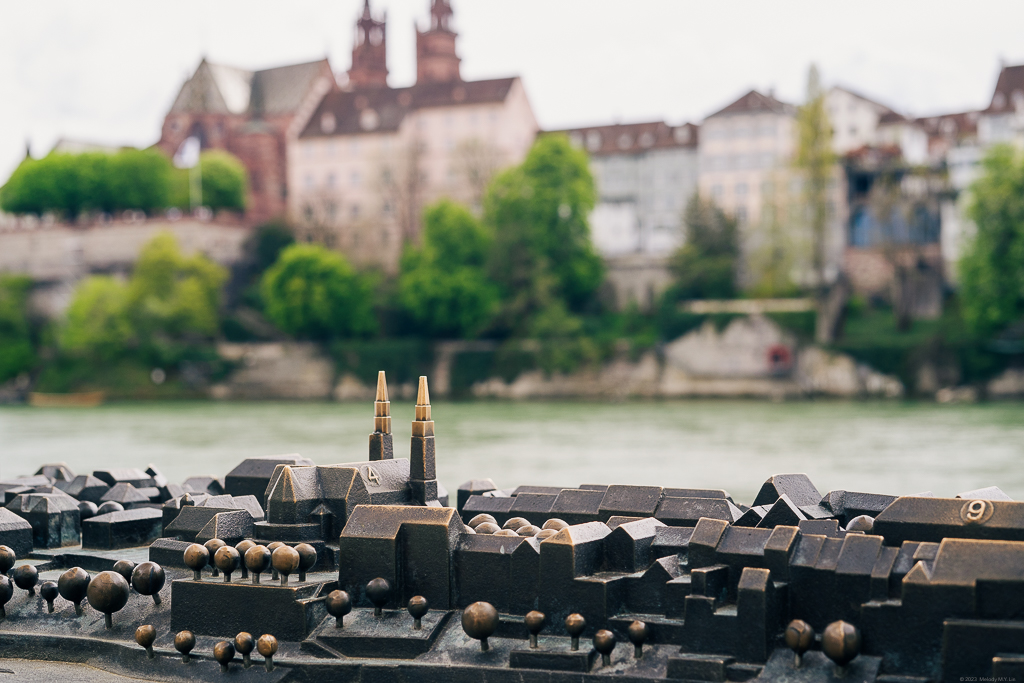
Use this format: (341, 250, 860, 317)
(364, 465, 381, 486)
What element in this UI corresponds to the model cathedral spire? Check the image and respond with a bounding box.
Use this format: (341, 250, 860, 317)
(410, 376, 439, 505)
(367, 372, 440, 506)
(369, 371, 393, 461)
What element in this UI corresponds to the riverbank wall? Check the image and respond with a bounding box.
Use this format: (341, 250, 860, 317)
(209, 315, 911, 401)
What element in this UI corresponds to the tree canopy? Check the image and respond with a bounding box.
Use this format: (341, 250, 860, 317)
(0, 276, 36, 381)
(399, 199, 499, 338)
(261, 243, 377, 340)
(0, 147, 249, 217)
(1, 149, 174, 217)
(665, 195, 739, 300)
(60, 232, 227, 362)
(484, 134, 603, 333)
(960, 144, 1024, 338)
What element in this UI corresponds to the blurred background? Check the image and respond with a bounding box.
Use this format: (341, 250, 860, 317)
(1, 0, 1022, 502)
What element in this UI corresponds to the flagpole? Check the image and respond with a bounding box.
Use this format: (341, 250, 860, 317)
(189, 154, 202, 214)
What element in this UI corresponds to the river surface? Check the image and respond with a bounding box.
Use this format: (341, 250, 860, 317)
(2, 400, 1023, 505)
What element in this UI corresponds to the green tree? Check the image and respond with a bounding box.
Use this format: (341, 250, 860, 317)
(484, 134, 603, 332)
(125, 232, 227, 342)
(0, 276, 36, 381)
(0, 149, 175, 217)
(60, 233, 227, 362)
(795, 64, 844, 342)
(261, 243, 376, 339)
(665, 194, 739, 300)
(107, 149, 174, 214)
(399, 199, 498, 338)
(795, 64, 835, 287)
(171, 150, 248, 212)
(960, 144, 1024, 338)
(249, 221, 296, 273)
(59, 276, 135, 361)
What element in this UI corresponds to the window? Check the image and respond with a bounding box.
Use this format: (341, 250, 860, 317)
(304, 174, 314, 190)
(351, 170, 360, 187)
(711, 184, 723, 198)
(586, 131, 602, 151)
(326, 172, 336, 188)
(736, 206, 748, 223)
(321, 112, 336, 134)
(736, 182, 748, 195)
(351, 204, 360, 219)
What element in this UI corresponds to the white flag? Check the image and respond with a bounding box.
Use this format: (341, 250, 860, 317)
(173, 136, 201, 169)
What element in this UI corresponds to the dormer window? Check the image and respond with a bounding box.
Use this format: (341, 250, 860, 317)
(321, 112, 336, 134)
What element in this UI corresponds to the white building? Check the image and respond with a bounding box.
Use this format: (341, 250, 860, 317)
(287, 0, 539, 272)
(559, 121, 699, 257)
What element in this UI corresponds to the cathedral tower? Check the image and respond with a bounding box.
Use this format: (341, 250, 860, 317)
(347, 0, 388, 89)
(415, 0, 461, 84)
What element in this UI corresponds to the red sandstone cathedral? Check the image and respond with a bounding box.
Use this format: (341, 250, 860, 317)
(155, 0, 518, 227)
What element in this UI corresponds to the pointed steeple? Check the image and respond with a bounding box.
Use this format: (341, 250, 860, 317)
(348, 0, 389, 89)
(409, 375, 438, 505)
(369, 370, 394, 461)
(415, 0, 461, 84)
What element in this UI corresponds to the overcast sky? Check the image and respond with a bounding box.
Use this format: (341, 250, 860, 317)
(3, 0, 1024, 184)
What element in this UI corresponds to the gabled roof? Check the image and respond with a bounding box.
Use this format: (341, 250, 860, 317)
(706, 89, 795, 118)
(299, 77, 517, 138)
(170, 58, 332, 116)
(986, 64, 1024, 113)
(829, 85, 898, 116)
(549, 120, 698, 155)
(914, 111, 980, 140)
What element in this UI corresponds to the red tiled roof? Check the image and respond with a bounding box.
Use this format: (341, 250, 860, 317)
(914, 111, 980, 140)
(986, 64, 1024, 113)
(299, 77, 516, 138)
(548, 121, 698, 155)
(706, 89, 795, 118)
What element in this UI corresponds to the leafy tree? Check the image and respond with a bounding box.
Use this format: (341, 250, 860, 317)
(0, 149, 174, 217)
(960, 144, 1024, 338)
(794, 64, 843, 342)
(59, 276, 134, 361)
(399, 199, 499, 338)
(170, 150, 248, 212)
(250, 221, 296, 273)
(125, 232, 227, 342)
(107, 149, 174, 214)
(795, 64, 835, 287)
(0, 276, 36, 381)
(665, 195, 739, 300)
(484, 134, 603, 333)
(261, 243, 376, 339)
(60, 233, 227, 362)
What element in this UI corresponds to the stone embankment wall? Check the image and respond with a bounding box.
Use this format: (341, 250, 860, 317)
(210, 316, 910, 401)
(0, 217, 250, 318)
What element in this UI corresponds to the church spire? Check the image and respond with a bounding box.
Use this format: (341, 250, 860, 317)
(348, 0, 388, 89)
(409, 376, 439, 505)
(415, 0, 461, 84)
(369, 370, 393, 461)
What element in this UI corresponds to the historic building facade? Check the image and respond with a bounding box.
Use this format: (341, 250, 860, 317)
(156, 59, 338, 224)
(287, 0, 539, 273)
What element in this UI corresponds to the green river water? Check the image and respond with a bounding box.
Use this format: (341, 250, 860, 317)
(2, 400, 1023, 505)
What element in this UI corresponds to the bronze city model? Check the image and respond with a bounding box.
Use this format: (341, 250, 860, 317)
(0, 371, 1022, 682)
